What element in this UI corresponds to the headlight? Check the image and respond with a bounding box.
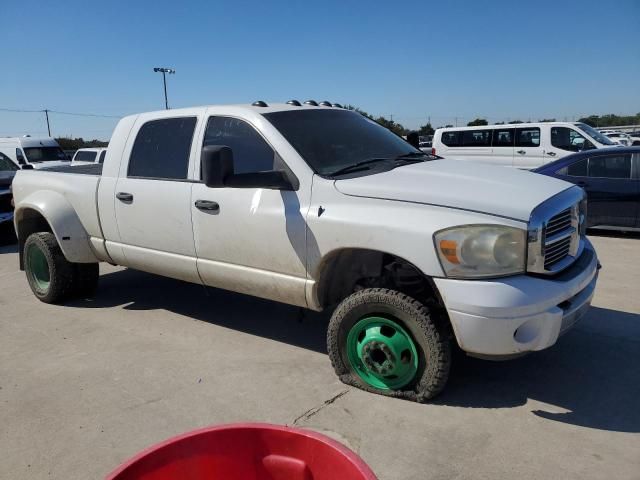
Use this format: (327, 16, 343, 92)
(434, 225, 526, 278)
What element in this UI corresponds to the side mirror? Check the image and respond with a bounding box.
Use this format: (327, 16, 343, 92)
(201, 145, 296, 190)
(201, 145, 234, 188)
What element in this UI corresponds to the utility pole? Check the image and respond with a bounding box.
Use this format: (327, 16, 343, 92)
(44, 109, 51, 136)
(153, 67, 176, 109)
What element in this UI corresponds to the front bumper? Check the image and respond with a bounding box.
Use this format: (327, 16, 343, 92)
(434, 238, 599, 357)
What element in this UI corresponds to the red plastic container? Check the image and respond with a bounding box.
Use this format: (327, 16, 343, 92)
(106, 423, 378, 480)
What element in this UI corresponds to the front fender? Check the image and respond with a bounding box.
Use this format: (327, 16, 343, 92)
(15, 190, 99, 263)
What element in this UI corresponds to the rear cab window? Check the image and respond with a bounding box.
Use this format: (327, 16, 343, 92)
(128, 117, 197, 179)
(440, 131, 462, 147)
(74, 151, 97, 162)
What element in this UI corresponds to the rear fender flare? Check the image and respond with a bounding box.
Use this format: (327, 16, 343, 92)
(15, 190, 99, 264)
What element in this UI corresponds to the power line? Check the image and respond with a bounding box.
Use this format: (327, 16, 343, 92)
(0, 107, 123, 118)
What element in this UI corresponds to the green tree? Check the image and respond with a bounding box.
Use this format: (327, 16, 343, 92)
(538, 118, 556, 122)
(55, 137, 108, 150)
(467, 118, 488, 126)
(418, 123, 434, 136)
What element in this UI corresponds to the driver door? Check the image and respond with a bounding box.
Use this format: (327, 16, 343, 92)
(191, 114, 310, 307)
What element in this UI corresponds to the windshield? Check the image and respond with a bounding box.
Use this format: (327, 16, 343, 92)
(263, 109, 421, 175)
(23, 146, 68, 162)
(575, 123, 616, 146)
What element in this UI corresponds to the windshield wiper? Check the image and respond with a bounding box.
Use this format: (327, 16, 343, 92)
(327, 158, 392, 176)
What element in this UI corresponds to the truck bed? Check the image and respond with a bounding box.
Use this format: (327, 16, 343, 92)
(41, 163, 103, 175)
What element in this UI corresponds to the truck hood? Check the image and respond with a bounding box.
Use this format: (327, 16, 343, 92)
(334, 160, 572, 221)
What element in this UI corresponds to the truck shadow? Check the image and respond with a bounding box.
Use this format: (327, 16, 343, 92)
(66, 267, 330, 354)
(67, 268, 640, 434)
(438, 306, 640, 433)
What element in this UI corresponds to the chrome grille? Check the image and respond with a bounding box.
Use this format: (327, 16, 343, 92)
(544, 236, 572, 268)
(527, 188, 585, 275)
(545, 208, 571, 236)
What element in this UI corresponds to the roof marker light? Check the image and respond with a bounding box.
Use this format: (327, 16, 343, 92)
(252, 101, 268, 107)
(286, 100, 302, 106)
(303, 100, 318, 106)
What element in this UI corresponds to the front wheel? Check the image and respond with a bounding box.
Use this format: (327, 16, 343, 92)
(327, 288, 452, 402)
(24, 232, 75, 304)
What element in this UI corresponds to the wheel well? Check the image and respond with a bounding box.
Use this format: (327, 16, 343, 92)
(316, 249, 445, 311)
(16, 209, 52, 270)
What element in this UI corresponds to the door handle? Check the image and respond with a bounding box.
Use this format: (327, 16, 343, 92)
(194, 200, 220, 212)
(516, 150, 526, 155)
(546, 151, 557, 157)
(116, 192, 133, 203)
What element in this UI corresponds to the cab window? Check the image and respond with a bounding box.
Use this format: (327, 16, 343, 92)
(203, 116, 276, 174)
(551, 127, 590, 152)
(128, 117, 197, 179)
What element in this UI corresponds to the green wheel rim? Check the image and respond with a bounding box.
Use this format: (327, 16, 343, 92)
(346, 316, 419, 390)
(26, 243, 50, 291)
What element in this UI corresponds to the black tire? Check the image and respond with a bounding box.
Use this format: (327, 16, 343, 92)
(23, 232, 75, 304)
(72, 263, 99, 299)
(327, 288, 452, 402)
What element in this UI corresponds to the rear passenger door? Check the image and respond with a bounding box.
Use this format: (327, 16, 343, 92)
(513, 127, 544, 169)
(113, 115, 202, 283)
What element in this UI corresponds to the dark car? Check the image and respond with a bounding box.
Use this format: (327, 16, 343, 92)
(0, 152, 19, 242)
(534, 147, 639, 230)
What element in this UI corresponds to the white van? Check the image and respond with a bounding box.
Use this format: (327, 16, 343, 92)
(71, 147, 107, 165)
(432, 122, 619, 169)
(0, 136, 69, 169)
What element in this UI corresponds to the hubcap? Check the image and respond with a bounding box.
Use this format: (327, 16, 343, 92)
(26, 243, 50, 291)
(346, 316, 419, 390)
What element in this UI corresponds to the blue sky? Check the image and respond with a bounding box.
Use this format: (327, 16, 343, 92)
(1, 0, 638, 139)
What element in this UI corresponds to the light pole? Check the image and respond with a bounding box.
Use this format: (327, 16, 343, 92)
(153, 67, 175, 109)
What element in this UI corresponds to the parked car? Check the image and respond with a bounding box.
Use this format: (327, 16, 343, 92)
(0, 136, 70, 169)
(0, 152, 19, 241)
(432, 122, 619, 169)
(71, 147, 107, 165)
(535, 147, 639, 230)
(603, 131, 632, 146)
(11, 102, 599, 401)
(418, 141, 432, 152)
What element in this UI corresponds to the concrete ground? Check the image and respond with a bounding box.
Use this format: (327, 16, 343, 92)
(1, 233, 638, 479)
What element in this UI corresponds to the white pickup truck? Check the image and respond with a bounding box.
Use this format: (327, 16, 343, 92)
(11, 102, 600, 401)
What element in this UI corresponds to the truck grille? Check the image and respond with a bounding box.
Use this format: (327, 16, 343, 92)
(543, 208, 573, 269)
(527, 188, 585, 275)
